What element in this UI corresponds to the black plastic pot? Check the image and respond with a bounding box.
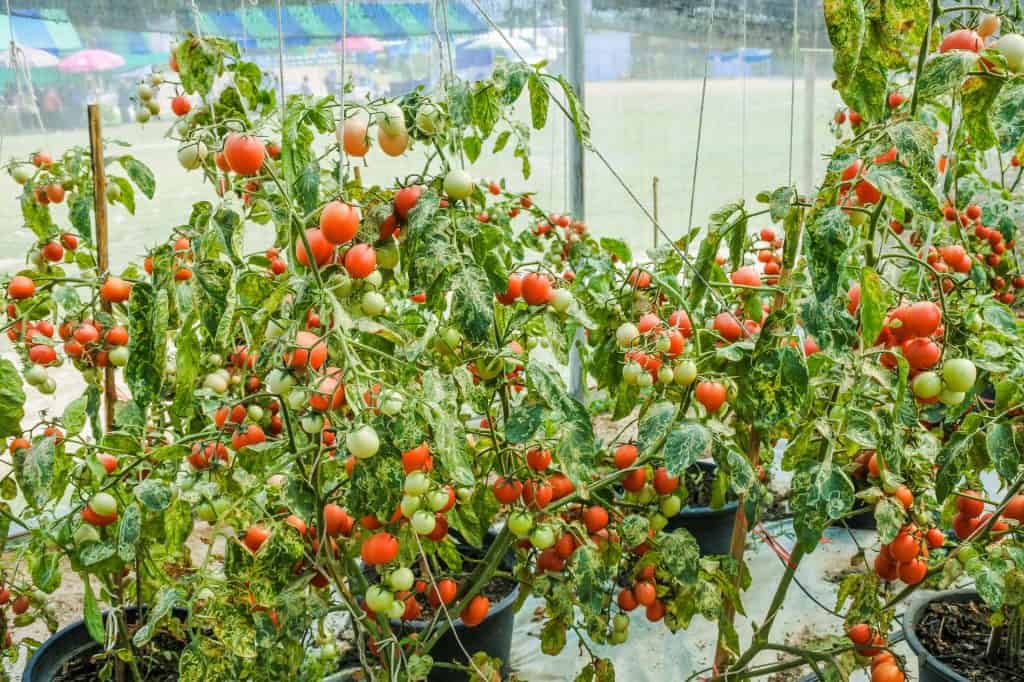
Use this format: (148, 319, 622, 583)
(665, 460, 738, 555)
(903, 589, 980, 682)
(23, 607, 188, 682)
(843, 500, 878, 530)
(365, 536, 519, 682)
(400, 582, 520, 682)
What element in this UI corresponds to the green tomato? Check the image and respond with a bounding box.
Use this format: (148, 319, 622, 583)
(427, 489, 450, 512)
(11, 165, 32, 184)
(637, 486, 656, 505)
(266, 369, 295, 396)
(650, 513, 668, 532)
(247, 405, 264, 422)
(551, 289, 573, 313)
(105, 181, 122, 201)
(197, 502, 217, 523)
(89, 492, 117, 517)
(381, 399, 403, 416)
(24, 365, 47, 386)
(265, 319, 287, 341)
(609, 629, 628, 645)
(365, 585, 394, 613)
(911, 371, 942, 399)
(415, 102, 444, 135)
(362, 291, 387, 316)
(442, 327, 462, 349)
(177, 141, 208, 170)
(137, 84, 154, 101)
(623, 361, 643, 386)
(637, 372, 654, 389)
(207, 353, 224, 368)
(674, 360, 698, 386)
(388, 599, 406, 620)
(654, 335, 671, 354)
(507, 511, 533, 537)
(657, 366, 674, 385)
(365, 270, 383, 288)
(301, 414, 323, 434)
(410, 509, 436, 535)
(347, 425, 380, 459)
(660, 495, 682, 518)
(616, 322, 639, 348)
(993, 33, 1024, 72)
(939, 388, 966, 406)
(613, 614, 630, 632)
(443, 169, 474, 200)
(146, 99, 160, 116)
(108, 346, 130, 367)
(39, 377, 56, 394)
(404, 472, 430, 496)
(388, 567, 415, 592)
(286, 389, 308, 411)
(530, 525, 556, 549)
(376, 103, 406, 136)
(203, 372, 228, 394)
(135, 107, 151, 124)
(212, 498, 230, 517)
(475, 356, 504, 380)
(942, 358, 976, 393)
(376, 240, 399, 270)
(73, 524, 101, 546)
(399, 494, 421, 518)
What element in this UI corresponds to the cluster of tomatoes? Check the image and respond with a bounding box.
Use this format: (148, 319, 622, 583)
(846, 624, 907, 682)
(0, 585, 31, 649)
(143, 235, 195, 282)
(950, 490, 1024, 541)
(873, 520, 943, 586)
(930, 202, 1022, 303)
(615, 308, 695, 386)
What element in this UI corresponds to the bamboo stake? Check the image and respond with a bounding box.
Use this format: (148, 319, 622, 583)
(87, 104, 115, 432)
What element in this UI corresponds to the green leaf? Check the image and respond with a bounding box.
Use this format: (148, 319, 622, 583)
(62, 394, 89, 437)
(120, 157, 156, 199)
(859, 267, 888, 348)
(962, 75, 1005, 152)
(14, 436, 54, 509)
(663, 422, 710, 476)
(660, 530, 700, 584)
(471, 87, 500, 138)
(987, 423, 1020, 482)
(294, 162, 319, 216)
(885, 120, 938, 184)
(769, 186, 795, 223)
(451, 262, 494, 344)
(506, 404, 544, 444)
(982, 300, 1017, 334)
(492, 130, 511, 153)
(462, 135, 482, 163)
(994, 80, 1024, 153)
(599, 237, 632, 262)
(637, 402, 676, 456)
(30, 552, 61, 593)
(804, 206, 853, 301)
(108, 175, 135, 215)
(0, 359, 25, 439)
(917, 52, 979, 101)
(117, 503, 141, 562)
(132, 587, 183, 646)
(620, 515, 650, 547)
(864, 162, 940, 217)
(126, 282, 168, 408)
(824, 0, 865, 88)
(527, 361, 596, 484)
(82, 576, 105, 644)
(68, 193, 92, 242)
(20, 187, 56, 239)
(527, 73, 549, 130)
(172, 319, 201, 421)
(134, 479, 172, 511)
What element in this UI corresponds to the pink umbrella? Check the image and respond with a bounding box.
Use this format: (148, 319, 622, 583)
(335, 36, 385, 53)
(58, 49, 126, 74)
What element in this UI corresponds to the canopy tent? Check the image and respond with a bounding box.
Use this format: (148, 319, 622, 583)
(199, 1, 487, 51)
(0, 9, 82, 53)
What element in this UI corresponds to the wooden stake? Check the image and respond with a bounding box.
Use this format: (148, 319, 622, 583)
(652, 176, 660, 247)
(87, 104, 116, 433)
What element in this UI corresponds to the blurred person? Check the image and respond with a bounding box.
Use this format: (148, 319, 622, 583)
(118, 80, 133, 124)
(41, 86, 62, 129)
(301, 75, 313, 97)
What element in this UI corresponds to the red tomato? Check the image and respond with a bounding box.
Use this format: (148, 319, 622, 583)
(613, 444, 638, 469)
(652, 467, 679, 495)
(360, 532, 399, 565)
(285, 330, 327, 370)
(394, 185, 424, 219)
(223, 133, 266, 176)
(492, 477, 523, 504)
(7, 275, 35, 299)
(521, 273, 553, 305)
(956, 490, 984, 518)
(582, 506, 609, 533)
(296, 228, 334, 268)
(171, 95, 191, 116)
(319, 201, 361, 245)
(100, 277, 131, 303)
(243, 526, 270, 553)
(695, 381, 727, 412)
(901, 337, 940, 370)
(940, 29, 982, 53)
(497, 273, 523, 305)
(713, 312, 743, 342)
(343, 244, 377, 279)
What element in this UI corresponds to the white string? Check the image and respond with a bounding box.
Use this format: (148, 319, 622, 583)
(190, 0, 202, 36)
(686, 0, 716, 232)
(336, 0, 347, 193)
(740, 0, 748, 200)
(787, 0, 799, 186)
(274, 0, 287, 125)
(462, 0, 745, 326)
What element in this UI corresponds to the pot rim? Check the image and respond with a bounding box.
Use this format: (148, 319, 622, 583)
(903, 588, 981, 682)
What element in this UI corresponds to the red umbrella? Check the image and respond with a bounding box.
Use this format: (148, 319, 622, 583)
(58, 49, 125, 74)
(335, 36, 385, 53)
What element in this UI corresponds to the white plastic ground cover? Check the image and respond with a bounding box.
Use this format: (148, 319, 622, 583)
(508, 523, 915, 682)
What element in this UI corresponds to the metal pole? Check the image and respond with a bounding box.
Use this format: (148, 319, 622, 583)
(87, 104, 116, 433)
(566, 0, 585, 401)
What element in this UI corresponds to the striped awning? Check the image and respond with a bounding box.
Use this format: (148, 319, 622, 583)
(200, 1, 486, 50)
(0, 9, 82, 53)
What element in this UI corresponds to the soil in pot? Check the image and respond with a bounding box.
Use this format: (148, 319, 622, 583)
(51, 632, 183, 682)
(666, 462, 738, 556)
(915, 597, 1022, 681)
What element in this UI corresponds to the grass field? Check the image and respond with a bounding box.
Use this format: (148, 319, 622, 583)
(0, 74, 842, 275)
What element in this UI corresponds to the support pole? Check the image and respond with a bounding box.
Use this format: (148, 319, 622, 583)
(802, 50, 816, 197)
(87, 104, 115, 432)
(566, 0, 585, 401)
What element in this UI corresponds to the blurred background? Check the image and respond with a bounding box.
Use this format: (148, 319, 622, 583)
(0, 0, 843, 271)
